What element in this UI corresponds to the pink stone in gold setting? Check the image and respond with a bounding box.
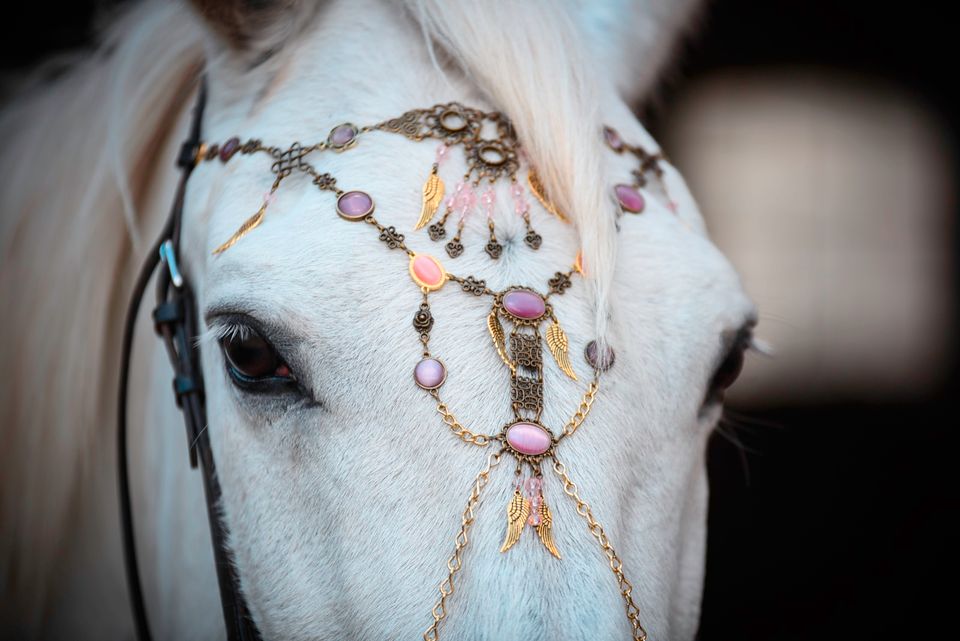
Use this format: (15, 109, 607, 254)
(414, 358, 446, 389)
(336, 191, 373, 220)
(328, 123, 357, 148)
(409, 253, 446, 291)
(615, 184, 645, 213)
(502, 289, 545, 320)
(506, 422, 552, 456)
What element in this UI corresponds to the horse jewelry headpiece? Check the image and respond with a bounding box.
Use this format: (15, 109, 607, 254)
(196, 103, 675, 640)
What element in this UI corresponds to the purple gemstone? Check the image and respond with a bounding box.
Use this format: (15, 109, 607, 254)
(585, 340, 615, 371)
(336, 191, 374, 219)
(329, 124, 357, 148)
(219, 136, 240, 162)
(502, 289, 546, 320)
(414, 358, 446, 389)
(615, 184, 645, 213)
(603, 126, 624, 151)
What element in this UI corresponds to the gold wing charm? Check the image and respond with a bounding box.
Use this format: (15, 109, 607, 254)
(536, 498, 561, 559)
(415, 166, 445, 230)
(527, 169, 568, 223)
(546, 320, 577, 380)
(213, 203, 267, 255)
(500, 490, 531, 553)
(487, 309, 515, 373)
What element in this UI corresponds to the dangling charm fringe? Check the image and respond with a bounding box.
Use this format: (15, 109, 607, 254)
(511, 181, 542, 250)
(527, 168, 568, 223)
(212, 178, 281, 255)
(545, 319, 577, 381)
(416, 163, 445, 230)
(500, 489, 531, 553)
(535, 497, 561, 559)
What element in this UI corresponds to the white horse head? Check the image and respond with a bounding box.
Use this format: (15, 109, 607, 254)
(0, 1, 755, 639)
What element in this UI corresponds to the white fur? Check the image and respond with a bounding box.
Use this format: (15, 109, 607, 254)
(0, 1, 754, 639)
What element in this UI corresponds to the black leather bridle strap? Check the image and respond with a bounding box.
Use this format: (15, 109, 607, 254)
(117, 77, 264, 641)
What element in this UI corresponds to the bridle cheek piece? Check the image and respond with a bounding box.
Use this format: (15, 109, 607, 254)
(118, 79, 265, 641)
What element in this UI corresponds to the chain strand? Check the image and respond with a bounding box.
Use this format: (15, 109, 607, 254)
(552, 457, 648, 641)
(423, 450, 503, 641)
(429, 390, 493, 446)
(556, 376, 600, 443)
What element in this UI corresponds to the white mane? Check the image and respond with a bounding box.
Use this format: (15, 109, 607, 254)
(0, 0, 715, 637)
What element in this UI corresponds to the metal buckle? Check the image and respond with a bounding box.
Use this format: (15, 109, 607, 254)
(158, 240, 184, 289)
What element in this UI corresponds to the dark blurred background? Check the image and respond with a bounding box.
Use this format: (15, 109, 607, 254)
(4, 1, 956, 639)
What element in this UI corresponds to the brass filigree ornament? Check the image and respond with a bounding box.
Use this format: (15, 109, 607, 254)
(199, 108, 672, 641)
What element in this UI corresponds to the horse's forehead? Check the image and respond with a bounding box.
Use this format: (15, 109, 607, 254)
(190, 124, 747, 358)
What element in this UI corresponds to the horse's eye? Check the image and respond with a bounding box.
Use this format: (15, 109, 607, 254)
(706, 331, 751, 403)
(220, 329, 293, 387)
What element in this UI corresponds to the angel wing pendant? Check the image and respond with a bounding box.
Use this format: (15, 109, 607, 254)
(415, 167, 445, 230)
(500, 490, 531, 553)
(535, 498, 561, 559)
(212, 204, 267, 255)
(487, 309, 515, 372)
(527, 168, 568, 223)
(545, 320, 577, 380)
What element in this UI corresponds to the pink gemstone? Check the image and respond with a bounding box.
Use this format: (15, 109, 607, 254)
(511, 183, 524, 198)
(502, 289, 545, 320)
(414, 358, 446, 389)
(435, 144, 449, 163)
(603, 126, 624, 151)
(506, 422, 552, 456)
(329, 124, 356, 148)
(410, 254, 444, 288)
(336, 190, 373, 219)
(615, 184, 645, 213)
(219, 137, 240, 162)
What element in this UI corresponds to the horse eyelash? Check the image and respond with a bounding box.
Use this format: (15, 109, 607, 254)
(197, 321, 255, 349)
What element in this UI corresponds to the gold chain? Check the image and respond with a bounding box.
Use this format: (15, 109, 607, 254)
(557, 376, 600, 442)
(552, 458, 648, 641)
(430, 390, 492, 446)
(423, 450, 504, 640)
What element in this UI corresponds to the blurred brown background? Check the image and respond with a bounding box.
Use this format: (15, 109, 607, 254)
(4, 1, 956, 639)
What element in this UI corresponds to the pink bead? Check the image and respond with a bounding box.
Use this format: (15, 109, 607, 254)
(455, 183, 475, 210)
(514, 199, 529, 215)
(435, 144, 449, 164)
(524, 477, 542, 497)
(506, 422, 552, 456)
(511, 182, 524, 198)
